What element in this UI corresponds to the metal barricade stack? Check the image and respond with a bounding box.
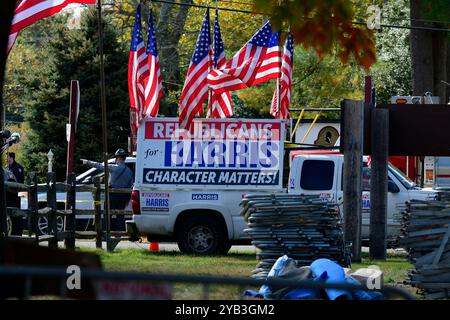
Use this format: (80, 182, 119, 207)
(399, 192, 450, 299)
(240, 194, 351, 279)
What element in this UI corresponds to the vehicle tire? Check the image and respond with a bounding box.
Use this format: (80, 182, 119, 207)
(36, 216, 65, 236)
(176, 216, 229, 255)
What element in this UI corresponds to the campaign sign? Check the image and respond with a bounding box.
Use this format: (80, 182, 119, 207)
(137, 118, 285, 189)
(362, 193, 371, 210)
(141, 192, 169, 212)
(192, 193, 219, 201)
(95, 280, 172, 300)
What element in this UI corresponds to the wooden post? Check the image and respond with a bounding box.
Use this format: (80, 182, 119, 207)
(342, 99, 364, 262)
(66, 80, 79, 178)
(93, 177, 102, 249)
(65, 173, 76, 250)
(29, 173, 39, 243)
(370, 108, 389, 260)
(47, 172, 58, 248)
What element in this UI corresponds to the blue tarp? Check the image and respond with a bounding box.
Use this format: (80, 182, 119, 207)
(244, 256, 384, 300)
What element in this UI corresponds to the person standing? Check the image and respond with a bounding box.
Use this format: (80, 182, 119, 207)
(6, 152, 24, 183)
(81, 148, 134, 231)
(4, 152, 25, 235)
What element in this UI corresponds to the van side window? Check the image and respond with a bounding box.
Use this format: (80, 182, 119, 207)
(362, 164, 395, 191)
(300, 160, 334, 190)
(362, 166, 371, 191)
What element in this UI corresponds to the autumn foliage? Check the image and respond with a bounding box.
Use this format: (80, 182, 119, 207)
(254, 0, 377, 70)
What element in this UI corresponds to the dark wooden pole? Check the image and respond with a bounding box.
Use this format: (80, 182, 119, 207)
(65, 81, 79, 249)
(30, 173, 39, 243)
(65, 173, 76, 250)
(369, 108, 389, 260)
(66, 80, 79, 178)
(94, 176, 102, 249)
(46, 172, 58, 249)
(97, 0, 112, 251)
(342, 99, 364, 262)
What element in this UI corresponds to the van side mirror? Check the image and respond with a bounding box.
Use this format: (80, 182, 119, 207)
(388, 180, 400, 193)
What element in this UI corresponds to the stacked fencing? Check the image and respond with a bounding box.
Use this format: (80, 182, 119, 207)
(399, 191, 450, 299)
(241, 194, 351, 279)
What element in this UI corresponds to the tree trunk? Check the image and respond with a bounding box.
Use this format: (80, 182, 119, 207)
(410, 0, 434, 96)
(432, 31, 448, 103)
(157, 0, 192, 104)
(410, 0, 448, 102)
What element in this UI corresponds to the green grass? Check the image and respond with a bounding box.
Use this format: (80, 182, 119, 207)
(82, 248, 259, 299)
(81, 248, 417, 299)
(93, 249, 257, 276)
(353, 252, 412, 285)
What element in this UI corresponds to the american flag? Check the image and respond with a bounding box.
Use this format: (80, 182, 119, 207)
(179, 9, 212, 129)
(8, 0, 96, 55)
(207, 9, 233, 119)
(271, 33, 294, 119)
(144, 9, 163, 118)
(207, 21, 280, 94)
(128, 4, 149, 133)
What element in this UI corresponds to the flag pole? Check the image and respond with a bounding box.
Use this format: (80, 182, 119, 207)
(207, 4, 216, 117)
(277, 34, 281, 120)
(97, 0, 112, 251)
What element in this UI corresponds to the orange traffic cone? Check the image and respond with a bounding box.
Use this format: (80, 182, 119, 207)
(149, 242, 159, 252)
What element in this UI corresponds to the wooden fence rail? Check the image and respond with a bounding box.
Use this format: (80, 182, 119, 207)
(4, 172, 132, 251)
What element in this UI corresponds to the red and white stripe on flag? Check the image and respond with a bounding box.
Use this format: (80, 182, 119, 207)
(207, 22, 280, 95)
(143, 9, 163, 118)
(207, 53, 233, 118)
(8, 0, 96, 55)
(128, 4, 149, 130)
(207, 9, 233, 119)
(179, 9, 212, 129)
(271, 33, 294, 119)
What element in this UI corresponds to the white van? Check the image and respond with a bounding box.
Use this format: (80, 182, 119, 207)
(128, 118, 286, 254)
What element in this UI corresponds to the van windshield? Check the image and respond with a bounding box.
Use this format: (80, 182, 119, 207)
(388, 163, 417, 190)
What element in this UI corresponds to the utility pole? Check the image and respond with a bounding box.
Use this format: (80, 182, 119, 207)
(365, 76, 389, 260)
(341, 99, 364, 262)
(369, 107, 389, 260)
(97, 0, 112, 251)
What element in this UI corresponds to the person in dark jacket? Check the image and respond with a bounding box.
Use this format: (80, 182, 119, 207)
(7, 152, 24, 183)
(4, 152, 24, 235)
(5, 152, 23, 208)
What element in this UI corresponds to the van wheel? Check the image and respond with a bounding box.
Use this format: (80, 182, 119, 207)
(176, 216, 228, 255)
(37, 216, 65, 236)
